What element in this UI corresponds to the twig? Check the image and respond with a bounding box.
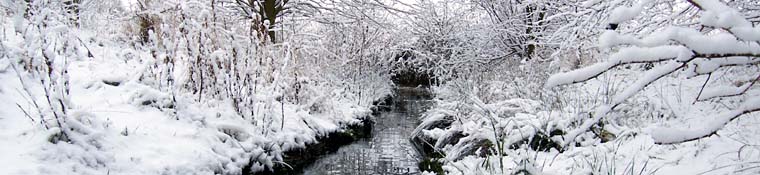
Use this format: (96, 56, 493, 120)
(75, 36, 94, 58)
(12, 64, 48, 129)
(698, 73, 760, 102)
(16, 103, 35, 122)
(693, 73, 711, 104)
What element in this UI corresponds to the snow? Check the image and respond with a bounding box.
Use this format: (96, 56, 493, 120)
(581, 0, 602, 7)
(0, 4, 390, 174)
(607, 0, 651, 24)
(0, 54, 379, 174)
(562, 104, 611, 146)
(698, 83, 753, 101)
(440, 0, 760, 173)
(426, 69, 760, 174)
(694, 0, 760, 42)
(0, 71, 46, 175)
(598, 30, 637, 48)
(699, 11, 750, 28)
(732, 27, 760, 42)
(649, 98, 760, 144)
(611, 61, 682, 105)
(545, 46, 688, 88)
(3, 0, 760, 174)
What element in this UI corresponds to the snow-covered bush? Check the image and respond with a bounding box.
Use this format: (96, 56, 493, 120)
(546, 0, 760, 146)
(0, 0, 402, 174)
(7, 0, 94, 143)
(410, 0, 760, 174)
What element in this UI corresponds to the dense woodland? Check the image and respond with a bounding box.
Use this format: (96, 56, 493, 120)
(0, 0, 759, 174)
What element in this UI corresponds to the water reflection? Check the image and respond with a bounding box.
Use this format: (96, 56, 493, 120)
(304, 87, 431, 175)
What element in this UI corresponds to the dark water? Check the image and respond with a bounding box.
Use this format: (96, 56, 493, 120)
(303, 87, 432, 175)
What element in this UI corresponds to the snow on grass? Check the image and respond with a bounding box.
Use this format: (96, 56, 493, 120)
(424, 64, 760, 174)
(0, 17, 386, 175)
(0, 70, 47, 175)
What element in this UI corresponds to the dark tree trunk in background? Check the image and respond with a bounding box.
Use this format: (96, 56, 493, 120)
(238, 0, 289, 43)
(523, 4, 545, 60)
(260, 0, 285, 43)
(64, 0, 80, 26)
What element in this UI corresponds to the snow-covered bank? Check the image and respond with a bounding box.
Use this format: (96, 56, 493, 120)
(0, 33, 384, 175)
(405, 0, 760, 174)
(413, 73, 760, 174)
(0, 0, 397, 174)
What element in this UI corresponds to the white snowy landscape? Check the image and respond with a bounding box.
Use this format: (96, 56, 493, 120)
(0, 0, 759, 174)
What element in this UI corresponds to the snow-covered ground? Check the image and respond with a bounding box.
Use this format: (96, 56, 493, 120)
(0, 4, 390, 175)
(409, 0, 760, 174)
(3, 0, 759, 174)
(415, 74, 760, 174)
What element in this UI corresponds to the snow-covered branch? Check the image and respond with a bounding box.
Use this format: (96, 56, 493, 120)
(697, 74, 759, 101)
(650, 98, 760, 144)
(545, 45, 689, 88)
(547, 0, 760, 146)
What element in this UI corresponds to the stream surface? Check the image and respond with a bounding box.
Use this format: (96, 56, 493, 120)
(303, 87, 432, 175)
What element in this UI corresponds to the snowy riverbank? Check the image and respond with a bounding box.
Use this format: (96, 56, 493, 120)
(0, 4, 392, 173)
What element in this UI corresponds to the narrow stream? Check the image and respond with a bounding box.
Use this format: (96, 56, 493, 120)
(303, 87, 432, 175)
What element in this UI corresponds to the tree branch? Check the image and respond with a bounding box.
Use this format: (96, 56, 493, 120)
(653, 99, 760, 144)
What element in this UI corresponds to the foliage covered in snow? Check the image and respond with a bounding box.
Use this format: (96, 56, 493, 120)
(410, 0, 760, 174)
(0, 0, 399, 174)
(2, 0, 760, 174)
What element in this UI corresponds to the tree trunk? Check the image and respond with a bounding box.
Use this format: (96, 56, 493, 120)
(64, 0, 80, 26)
